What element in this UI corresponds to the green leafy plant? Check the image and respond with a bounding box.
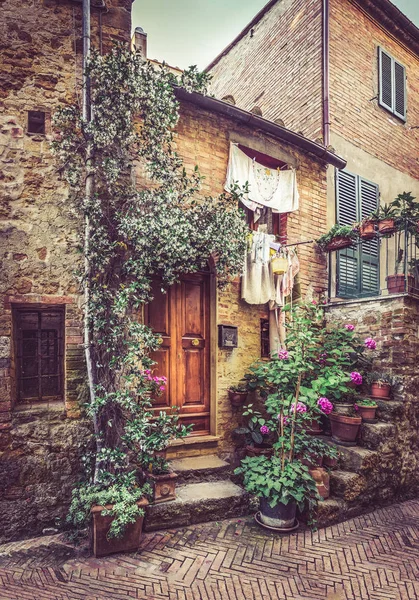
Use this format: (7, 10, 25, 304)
(233, 405, 267, 446)
(235, 457, 319, 511)
(316, 224, 358, 251)
(53, 45, 249, 538)
(365, 371, 399, 386)
(140, 454, 170, 475)
(355, 398, 377, 407)
(228, 385, 248, 393)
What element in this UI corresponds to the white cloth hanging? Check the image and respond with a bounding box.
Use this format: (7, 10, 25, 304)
(225, 144, 299, 219)
(241, 232, 276, 305)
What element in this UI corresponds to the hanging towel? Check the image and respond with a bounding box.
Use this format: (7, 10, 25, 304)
(225, 144, 299, 217)
(241, 231, 276, 305)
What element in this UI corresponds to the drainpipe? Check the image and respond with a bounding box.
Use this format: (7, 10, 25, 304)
(82, 0, 101, 481)
(322, 0, 330, 147)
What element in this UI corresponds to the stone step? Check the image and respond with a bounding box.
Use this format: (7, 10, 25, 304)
(169, 454, 231, 485)
(321, 437, 380, 473)
(330, 470, 368, 502)
(144, 480, 250, 532)
(375, 399, 404, 422)
(359, 422, 395, 450)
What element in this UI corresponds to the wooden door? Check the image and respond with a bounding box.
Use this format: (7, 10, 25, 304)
(145, 273, 211, 435)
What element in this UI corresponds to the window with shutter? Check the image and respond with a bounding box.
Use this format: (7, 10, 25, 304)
(336, 171, 380, 299)
(378, 47, 406, 121)
(14, 306, 64, 402)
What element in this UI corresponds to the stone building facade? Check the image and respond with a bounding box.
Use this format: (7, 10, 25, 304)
(0, 1, 345, 541)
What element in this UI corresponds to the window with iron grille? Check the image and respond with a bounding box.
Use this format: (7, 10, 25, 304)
(336, 170, 380, 299)
(14, 307, 64, 402)
(378, 47, 406, 121)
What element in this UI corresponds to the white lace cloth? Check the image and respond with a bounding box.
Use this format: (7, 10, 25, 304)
(225, 144, 299, 220)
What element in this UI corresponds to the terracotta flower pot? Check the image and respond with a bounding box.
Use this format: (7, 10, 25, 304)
(325, 236, 353, 251)
(91, 498, 149, 557)
(259, 498, 296, 528)
(323, 455, 338, 469)
(309, 467, 330, 499)
(378, 218, 396, 235)
(228, 389, 248, 407)
(149, 471, 177, 504)
(329, 412, 362, 444)
(371, 382, 391, 399)
(245, 444, 273, 458)
(356, 404, 377, 421)
(300, 452, 323, 469)
(305, 418, 323, 435)
(387, 274, 414, 294)
(360, 221, 376, 239)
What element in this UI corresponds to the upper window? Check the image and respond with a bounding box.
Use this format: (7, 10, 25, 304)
(14, 307, 64, 402)
(27, 110, 46, 134)
(378, 47, 406, 121)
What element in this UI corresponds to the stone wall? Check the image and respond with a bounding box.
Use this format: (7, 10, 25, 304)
(327, 295, 419, 505)
(0, 0, 132, 541)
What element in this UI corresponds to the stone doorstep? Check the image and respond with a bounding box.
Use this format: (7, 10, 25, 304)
(169, 454, 231, 484)
(359, 422, 396, 450)
(330, 470, 368, 502)
(166, 435, 220, 459)
(144, 480, 250, 532)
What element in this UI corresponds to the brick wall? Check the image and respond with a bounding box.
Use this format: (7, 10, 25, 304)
(172, 101, 329, 455)
(208, 0, 324, 141)
(329, 0, 419, 179)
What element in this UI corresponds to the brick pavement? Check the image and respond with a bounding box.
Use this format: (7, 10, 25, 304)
(1, 499, 419, 600)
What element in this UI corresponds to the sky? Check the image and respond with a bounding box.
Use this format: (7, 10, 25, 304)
(132, 0, 419, 71)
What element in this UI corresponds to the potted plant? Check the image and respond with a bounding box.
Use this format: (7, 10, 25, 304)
(329, 407, 362, 445)
(376, 204, 398, 235)
(228, 384, 248, 407)
(316, 224, 358, 252)
(353, 399, 377, 421)
(366, 372, 396, 399)
(356, 217, 376, 240)
(235, 455, 319, 529)
(69, 473, 151, 558)
(142, 454, 177, 504)
(386, 248, 414, 294)
(234, 405, 273, 457)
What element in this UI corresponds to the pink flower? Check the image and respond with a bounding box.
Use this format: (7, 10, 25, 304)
(277, 415, 289, 425)
(290, 402, 307, 414)
(344, 324, 355, 331)
(365, 337, 377, 350)
(354, 404, 359, 411)
(350, 371, 363, 385)
(260, 425, 270, 435)
(317, 397, 333, 415)
(159, 386, 165, 391)
(278, 349, 289, 360)
(312, 300, 318, 305)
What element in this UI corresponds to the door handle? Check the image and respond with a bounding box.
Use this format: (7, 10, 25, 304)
(191, 338, 200, 346)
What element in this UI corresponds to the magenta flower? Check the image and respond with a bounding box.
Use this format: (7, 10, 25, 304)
(290, 402, 307, 414)
(365, 337, 377, 350)
(317, 397, 334, 415)
(350, 371, 363, 385)
(312, 300, 318, 305)
(344, 324, 355, 331)
(277, 414, 289, 425)
(278, 349, 289, 360)
(159, 386, 165, 391)
(260, 425, 270, 435)
(354, 404, 359, 411)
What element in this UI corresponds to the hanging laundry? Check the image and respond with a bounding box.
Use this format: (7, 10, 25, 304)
(225, 144, 299, 220)
(241, 231, 276, 305)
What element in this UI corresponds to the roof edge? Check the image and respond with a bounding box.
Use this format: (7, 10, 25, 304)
(174, 88, 347, 170)
(205, 0, 278, 72)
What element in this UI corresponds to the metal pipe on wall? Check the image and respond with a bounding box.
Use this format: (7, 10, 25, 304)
(322, 0, 330, 148)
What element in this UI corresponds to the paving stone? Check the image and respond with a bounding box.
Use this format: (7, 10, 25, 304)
(1, 499, 419, 599)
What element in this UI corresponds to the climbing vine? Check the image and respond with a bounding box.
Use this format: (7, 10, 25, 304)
(52, 45, 248, 535)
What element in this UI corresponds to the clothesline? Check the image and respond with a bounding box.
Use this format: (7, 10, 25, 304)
(281, 239, 314, 248)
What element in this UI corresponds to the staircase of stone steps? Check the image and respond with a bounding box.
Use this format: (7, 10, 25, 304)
(316, 401, 405, 527)
(144, 455, 251, 532)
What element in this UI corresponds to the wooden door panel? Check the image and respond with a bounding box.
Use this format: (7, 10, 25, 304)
(145, 282, 173, 410)
(182, 280, 203, 336)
